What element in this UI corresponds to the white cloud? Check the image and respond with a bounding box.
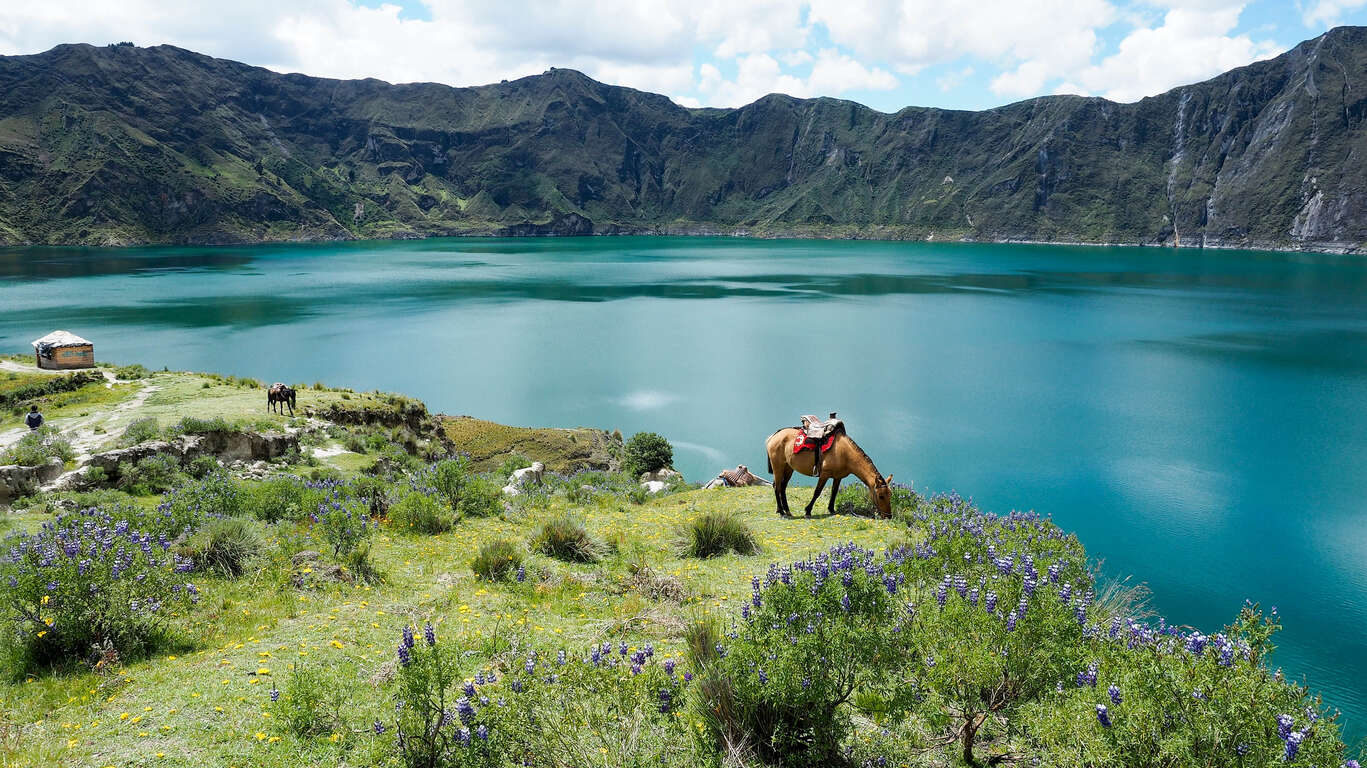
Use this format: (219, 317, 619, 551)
(1060, 4, 1282, 102)
(0, 0, 1313, 110)
(1303, 0, 1367, 26)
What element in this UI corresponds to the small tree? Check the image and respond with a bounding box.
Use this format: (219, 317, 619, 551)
(623, 432, 672, 477)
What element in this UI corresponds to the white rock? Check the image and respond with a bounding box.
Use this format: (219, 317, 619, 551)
(638, 468, 681, 483)
(508, 461, 545, 488)
(642, 480, 666, 494)
(501, 483, 521, 497)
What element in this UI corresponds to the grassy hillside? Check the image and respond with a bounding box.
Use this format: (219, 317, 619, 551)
(0, 366, 1360, 767)
(3, 29, 1367, 250)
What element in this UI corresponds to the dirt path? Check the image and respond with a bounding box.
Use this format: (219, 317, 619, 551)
(0, 378, 158, 458)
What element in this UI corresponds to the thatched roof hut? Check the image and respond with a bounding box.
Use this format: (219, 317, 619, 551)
(32, 330, 94, 370)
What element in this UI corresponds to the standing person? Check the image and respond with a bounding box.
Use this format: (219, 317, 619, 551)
(25, 405, 43, 431)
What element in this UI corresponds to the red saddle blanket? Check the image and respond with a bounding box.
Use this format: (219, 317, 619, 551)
(793, 433, 836, 454)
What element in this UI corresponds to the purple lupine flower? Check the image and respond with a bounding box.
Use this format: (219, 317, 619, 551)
(1343, 761, 1361, 768)
(373, 719, 386, 735)
(757, 668, 768, 685)
(1284, 730, 1304, 761)
(456, 697, 475, 725)
(270, 687, 280, 702)
(1005, 610, 1018, 631)
(515, 565, 526, 582)
(664, 659, 676, 675)
(1108, 685, 1122, 705)
(463, 681, 476, 697)
(476, 724, 488, 741)
(1276, 714, 1295, 740)
(525, 656, 535, 673)
(984, 592, 997, 614)
(1186, 632, 1207, 655)
(840, 593, 851, 612)
(397, 643, 412, 667)
(402, 625, 415, 650)
(1096, 704, 1111, 728)
(424, 622, 436, 647)
(457, 727, 471, 746)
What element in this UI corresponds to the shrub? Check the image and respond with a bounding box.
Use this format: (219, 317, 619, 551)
(389, 490, 453, 535)
(120, 417, 162, 446)
(1020, 604, 1348, 767)
(471, 539, 522, 582)
(0, 505, 198, 670)
(678, 510, 760, 558)
(832, 483, 875, 516)
(185, 455, 221, 479)
(113, 364, 150, 380)
(380, 627, 691, 768)
(119, 454, 186, 496)
(1, 427, 75, 467)
(429, 457, 470, 509)
(457, 476, 504, 518)
(622, 432, 673, 478)
(272, 661, 349, 737)
(530, 515, 601, 563)
(161, 470, 245, 519)
(246, 476, 321, 523)
(181, 517, 262, 578)
(494, 451, 533, 480)
(169, 416, 234, 435)
(702, 543, 916, 764)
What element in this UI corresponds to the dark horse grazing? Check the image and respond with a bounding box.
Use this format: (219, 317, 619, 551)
(765, 426, 892, 517)
(267, 383, 296, 416)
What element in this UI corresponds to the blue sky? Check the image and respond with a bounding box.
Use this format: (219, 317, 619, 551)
(2, 0, 1366, 111)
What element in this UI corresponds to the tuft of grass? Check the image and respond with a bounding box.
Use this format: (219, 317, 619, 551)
(678, 510, 760, 558)
(530, 514, 602, 563)
(0, 427, 75, 467)
(120, 416, 162, 446)
(389, 491, 454, 534)
(180, 517, 263, 578)
(471, 538, 523, 581)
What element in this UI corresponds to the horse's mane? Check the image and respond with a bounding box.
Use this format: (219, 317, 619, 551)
(841, 432, 883, 484)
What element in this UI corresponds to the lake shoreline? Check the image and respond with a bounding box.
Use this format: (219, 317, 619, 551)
(4, 226, 1364, 256)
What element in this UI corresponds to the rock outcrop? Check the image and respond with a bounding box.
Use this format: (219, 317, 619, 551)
(0, 457, 64, 503)
(81, 430, 298, 485)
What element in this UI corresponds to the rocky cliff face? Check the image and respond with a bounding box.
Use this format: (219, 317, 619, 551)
(2, 28, 1366, 250)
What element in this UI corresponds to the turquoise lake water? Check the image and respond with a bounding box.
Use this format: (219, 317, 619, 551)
(2, 236, 1366, 740)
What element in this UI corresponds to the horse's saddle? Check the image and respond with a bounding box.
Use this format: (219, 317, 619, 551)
(797, 412, 844, 476)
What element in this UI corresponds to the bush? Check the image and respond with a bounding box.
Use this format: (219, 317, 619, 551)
(1020, 604, 1347, 767)
(113, 364, 150, 380)
(169, 416, 234, 435)
(380, 626, 691, 768)
(702, 543, 916, 764)
(246, 476, 321, 523)
(832, 483, 875, 516)
(181, 517, 262, 578)
(0, 505, 198, 670)
(457, 476, 504, 518)
(120, 417, 161, 446)
(471, 539, 523, 582)
(530, 515, 601, 563)
(185, 455, 221, 479)
(1, 427, 75, 467)
(678, 510, 760, 558)
(389, 490, 453, 534)
(494, 451, 533, 480)
(119, 454, 186, 496)
(161, 470, 245, 519)
(272, 661, 349, 737)
(622, 432, 673, 478)
(430, 457, 470, 509)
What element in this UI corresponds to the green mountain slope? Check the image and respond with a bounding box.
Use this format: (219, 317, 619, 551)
(2, 28, 1367, 250)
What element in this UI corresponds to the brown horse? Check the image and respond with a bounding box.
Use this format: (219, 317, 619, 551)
(267, 383, 296, 416)
(765, 427, 892, 518)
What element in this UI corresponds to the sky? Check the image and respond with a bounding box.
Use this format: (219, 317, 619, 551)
(1, 0, 1366, 112)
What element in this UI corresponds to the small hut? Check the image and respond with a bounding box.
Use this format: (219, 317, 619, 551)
(31, 330, 95, 370)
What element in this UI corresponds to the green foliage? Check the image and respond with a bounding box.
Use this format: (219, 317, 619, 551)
(494, 451, 533, 479)
(832, 483, 875, 516)
(0, 371, 103, 409)
(113, 364, 150, 379)
(0, 427, 75, 467)
(245, 476, 321, 523)
(180, 517, 262, 578)
(530, 515, 601, 563)
(185, 454, 222, 479)
(120, 417, 162, 446)
(703, 543, 916, 764)
(1020, 605, 1347, 767)
(470, 539, 522, 582)
(119, 454, 186, 496)
(161, 470, 245, 519)
(272, 661, 349, 737)
(430, 457, 470, 509)
(457, 476, 504, 518)
(678, 510, 759, 558)
(389, 490, 453, 535)
(169, 416, 234, 435)
(0, 505, 199, 671)
(622, 432, 673, 478)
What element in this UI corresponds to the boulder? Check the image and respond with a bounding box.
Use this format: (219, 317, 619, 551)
(641, 480, 667, 494)
(638, 468, 681, 484)
(81, 430, 300, 484)
(503, 461, 545, 496)
(0, 457, 65, 503)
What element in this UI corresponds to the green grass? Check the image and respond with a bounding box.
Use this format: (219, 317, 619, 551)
(0, 482, 893, 767)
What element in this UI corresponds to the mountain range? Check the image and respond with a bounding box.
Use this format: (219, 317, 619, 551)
(2, 28, 1366, 250)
